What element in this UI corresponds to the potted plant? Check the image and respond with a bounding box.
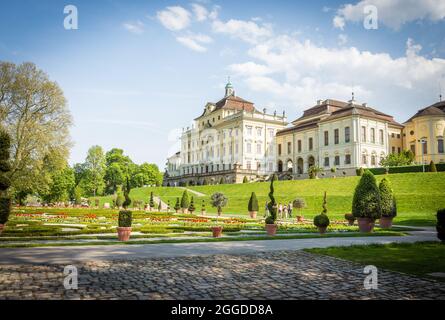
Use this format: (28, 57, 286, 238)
(201, 200, 206, 215)
(379, 178, 396, 228)
(308, 165, 322, 179)
(188, 196, 196, 214)
(117, 179, 132, 241)
(174, 197, 180, 213)
(248, 192, 259, 219)
(0, 129, 11, 235)
(352, 170, 382, 232)
(181, 190, 189, 213)
(210, 192, 228, 237)
(436, 208, 445, 242)
(265, 180, 278, 236)
(344, 213, 355, 226)
(292, 198, 306, 222)
(313, 192, 330, 234)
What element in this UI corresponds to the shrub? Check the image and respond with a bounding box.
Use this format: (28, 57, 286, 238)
(118, 210, 132, 228)
(201, 200, 206, 212)
(73, 186, 82, 205)
(149, 192, 155, 208)
(308, 166, 322, 179)
(174, 197, 180, 211)
(0, 197, 12, 224)
(202, 179, 208, 185)
(158, 199, 162, 211)
(181, 190, 189, 210)
(437, 208, 445, 242)
(243, 176, 248, 183)
(248, 192, 259, 212)
(352, 170, 382, 219)
(330, 167, 336, 173)
(115, 193, 124, 208)
(345, 213, 355, 221)
(210, 192, 228, 215)
(265, 180, 277, 224)
(430, 160, 437, 172)
(0, 175, 11, 191)
(356, 167, 364, 176)
(122, 178, 132, 209)
(292, 198, 306, 216)
(219, 177, 224, 184)
(188, 196, 196, 213)
(313, 192, 330, 228)
(379, 178, 396, 217)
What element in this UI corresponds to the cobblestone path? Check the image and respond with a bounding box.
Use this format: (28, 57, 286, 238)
(0, 250, 443, 300)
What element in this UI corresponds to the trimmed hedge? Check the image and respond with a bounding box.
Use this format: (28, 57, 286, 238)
(369, 163, 445, 175)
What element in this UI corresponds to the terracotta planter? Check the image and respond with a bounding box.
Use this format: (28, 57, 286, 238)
(117, 227, 132, 241)
(249, 211, 257, 219)
(357, 218, 375, 233)
(296, 216, 304, 222)
(379, 216, 393, 229)
(265, 224, 277, 236)
(318, 226, 327, 234)
(0, 224, 4, 235)
(211, 226, 223, 238)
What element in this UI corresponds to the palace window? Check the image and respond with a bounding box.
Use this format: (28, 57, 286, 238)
(362, 154, 367, 165)
(309, 137, 313, 151)
(371, 155, 376, 165)
(247, 143, 252, 153)
(438, 138, 444, 154)
(345, 154, 351, 165)
(257, 143, 262, 154)
(269, 129, 274, 138)
(287, 142, 291, 154)
(324, 131, 329, 146)
(345, 127, 350, 143)
(278, 144, 282, 156)
(334, 129, 339, 144)
(246, 126, 252, 135)
(334, 156, 340, 166)
(324, 157, 330, 167)
(297, 140, 302, 153)
(422, 140, 428, 155)
(380, 129, 384, 145)
(247, 161, 251, 170)
(371, 128, 375, 143)
(256, 127, 262, 136)
(361, 126, 366, 142)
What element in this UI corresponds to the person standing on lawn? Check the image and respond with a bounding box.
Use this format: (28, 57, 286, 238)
(288, 203, 293, 218)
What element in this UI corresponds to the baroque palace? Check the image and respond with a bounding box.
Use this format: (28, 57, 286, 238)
(164, 81, 445, 186)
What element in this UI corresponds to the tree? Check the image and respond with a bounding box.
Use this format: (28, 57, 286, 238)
(174, 197, 180, 212)
(210, 192, 228, 216)
(181, 190, 189, 212)
(352, 170, 382, 220)
(0, 128, 12, 226)
(429, 160, 437, 172)
(42, 165, 75, 204)
(248, 192, 259, 212)
(104, 148, 133, 193)
(380, 150, 414, 167)
(84, 145, 106, 196)
(292, 198, 306, 216)
(132, 163, 163, 187)
(188, 196, 196, 213)
(265, 180, 277, 224)
(73, 185, 83, 205)
(0, 62, 72, 199)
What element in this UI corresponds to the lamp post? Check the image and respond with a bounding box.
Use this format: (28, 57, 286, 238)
(418, 139, 426, 172)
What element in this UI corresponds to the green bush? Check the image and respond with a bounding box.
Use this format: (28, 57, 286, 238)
(115, 193, 124, 208)
(201, 200, 206, 212)
(0, 175, 11, 191)
(149, 191, 155, 208)
(248, 192, 259, 212)
(379, 178, 396, 217)
(368, 163, 445, 175)
(356, 167, 364, 176)
(174, 197, 180, 211)
(437, 208, 445, 242)
(0, 160, 11, 172)
(0, 130, 11, 161)
(266, 180, 277, 224)
(210, 192, 228, 215)
(181, 190, 189, 209)
(314, 214, 330, 227)
(430, 161, 437, 172)
(219, 177, 224, 184)
(0, 197, 11, 224)
(352, 170, 382, 220)
(188, 196, 196, 213)
(243, 176, 248, 183)
(118, 210, 132, 227)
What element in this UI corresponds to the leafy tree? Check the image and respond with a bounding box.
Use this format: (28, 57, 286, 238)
(0, 62, 72, 198)
(73, 185, 83, 205)
(248, 192, 259, 212)
(210, 192, 228, 216)
(292, 198, 306, 216)
(380, 150, 415, 167)
(84, 145, 106, 196)
(181, 190, 189, 212)
(104, 148, 134, 193)
(352, 170, 382, 219)
(42, 166, 75, 203)
(132, 163, 163, 187)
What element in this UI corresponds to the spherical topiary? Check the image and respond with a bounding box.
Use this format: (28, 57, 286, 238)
(314, 214, 330, 227)
(352, 170, 382, 220)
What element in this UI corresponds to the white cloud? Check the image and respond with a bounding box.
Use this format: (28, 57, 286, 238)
(227, 34, 445, 114)
(208, 5, 220, 20)
(334, 0, 445, 30)
(338, 34, 348, 46)
(333, 15, 345, 30)
(157, 6, 191, 31)
(123, 21, 145, 34)
(191, 3, 208, 21)
(212, 19, 273, 44)
(176, 33, 213, 52)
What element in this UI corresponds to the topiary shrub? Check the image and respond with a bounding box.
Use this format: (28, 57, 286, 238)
(149, 191, 155, 208)
(210, 192, 228, 216)
(436, 208, 445, 242)
(174, 197, 180, 212)
(265, 180, 277, 224)
(118, 210, 132, 227)
(313, 192, 330, 228)
(248, 192, 259, 212)
(158, 199, 162, 211)
(219, 177, 224, 185)
(188, 196, 196, 213)
(356, 167, 364, 176)
(292, 198, 306, 216)
(379, 178, 396, 217)
(352, 170, 382, 220)
(181, 190, 189, 212)
(115, 192, 124, 208)
(201, 200, 206, 213)
(430, 160, 437, 172)
(243, 176, 248, 183)
(122, 178, 132, 209)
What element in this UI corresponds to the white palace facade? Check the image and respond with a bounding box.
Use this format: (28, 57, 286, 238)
(164, 81, 445, 185)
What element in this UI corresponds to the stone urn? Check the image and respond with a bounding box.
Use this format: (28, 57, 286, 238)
(265, 224, 277, 236)
(211, 226, 223, 238)
(117, 227, 132, 241)
(249, 211, 257, 219)
(357, 218, 375, 233)
(379, 216, 393, 229)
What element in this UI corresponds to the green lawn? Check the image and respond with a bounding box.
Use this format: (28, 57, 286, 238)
(92, 172, 445, 226)
(306, 242, 445, 281)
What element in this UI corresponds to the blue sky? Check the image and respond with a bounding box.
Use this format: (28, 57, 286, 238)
(1, 0, 445, 168)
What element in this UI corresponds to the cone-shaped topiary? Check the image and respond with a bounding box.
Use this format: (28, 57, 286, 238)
(174, 197, 180, 212)
(436, 208, 445, 242)
(379, 178, 396, 217)
(248, 192, 259, 212)
(429, 160, 437, 172)
(149, 191, 155, 208)
(158, 199, 162, 211)
(181, 190, 189, 211)
(188, 196, 196, 213)
(243, 176, 248, 183)
(265, 180, 277, 224)
(201, 200, 206, 212)
(219, 177, 224, 185)
(352, 170, 382, 219)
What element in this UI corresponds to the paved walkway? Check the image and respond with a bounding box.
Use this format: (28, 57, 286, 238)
(1, 250, 443, 300)
(179, 187, 206, 197)
(0, 229, 437, 265)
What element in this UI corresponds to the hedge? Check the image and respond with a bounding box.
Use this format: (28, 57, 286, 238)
(368, 163, 445, 175)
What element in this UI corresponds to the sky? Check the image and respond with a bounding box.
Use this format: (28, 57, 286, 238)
(1, 0, 445, 169)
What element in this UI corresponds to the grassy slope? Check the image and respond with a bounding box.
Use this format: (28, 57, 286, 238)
(306, 242, 445, 281)
(92, 172, 445, 225)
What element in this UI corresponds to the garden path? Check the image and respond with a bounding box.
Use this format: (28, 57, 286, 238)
(179, 187, 206, 197)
